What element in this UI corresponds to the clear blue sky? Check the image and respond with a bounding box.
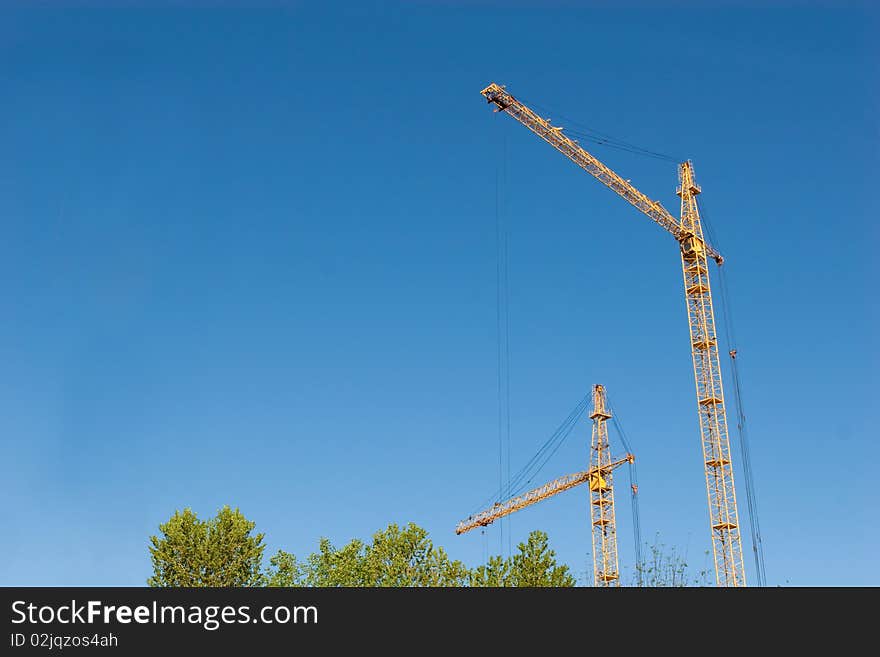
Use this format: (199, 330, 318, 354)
(1, 3, 876, 586)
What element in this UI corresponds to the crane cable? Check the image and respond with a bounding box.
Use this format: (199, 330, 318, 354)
(495, 135, 504, 556)
(699, 197, 768, 587)
(504, 397, 589, 499)
(517, 94, 682, 163)
(606, 394, 643, 586)
(495, 134, 513, 558)
(469, 393, 591, 516)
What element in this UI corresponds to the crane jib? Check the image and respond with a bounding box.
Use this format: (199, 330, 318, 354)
(455, 454, 634, 536)
(479, 83, 723, 265)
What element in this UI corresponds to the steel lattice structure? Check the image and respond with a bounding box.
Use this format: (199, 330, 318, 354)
(479, 83, 745, 586)
(456, 386, 633, 587)
(677, 162, 745, 586)
(589, 384, 620, 586)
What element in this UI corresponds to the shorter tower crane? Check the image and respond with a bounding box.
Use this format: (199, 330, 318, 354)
(457, 384, 634, 587)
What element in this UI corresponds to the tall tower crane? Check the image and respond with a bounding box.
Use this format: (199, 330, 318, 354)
(457, 384, 634, 587)
(479, 83, 745, 587)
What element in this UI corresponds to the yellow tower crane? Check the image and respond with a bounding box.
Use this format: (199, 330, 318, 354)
(588, 384, 622, 586)
(457, 384, 634, 587)
(479, 83, 745, 587)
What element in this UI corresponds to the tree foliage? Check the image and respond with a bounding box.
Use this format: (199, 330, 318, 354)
(149, 508, 706, 587)
(468, 555, 510, 587)
(293, 523, 470, 587)
(148, 506, 265, 587)
(264, 550, 307, 587)
(469, 530, 576, 587)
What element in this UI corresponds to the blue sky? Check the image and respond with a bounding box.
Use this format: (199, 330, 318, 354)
(1, 3, 876, 586)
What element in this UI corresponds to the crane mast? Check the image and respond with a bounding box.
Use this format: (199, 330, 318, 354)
(589, 384, 620, 586)
(479, 83, 746, 586)
(678, 162, 745, 586)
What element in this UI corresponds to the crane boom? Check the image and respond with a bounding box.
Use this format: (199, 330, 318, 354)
(479, 83, 723, 264)
(455, 454, 633, 536)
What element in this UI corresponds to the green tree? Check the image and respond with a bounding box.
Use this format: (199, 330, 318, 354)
(148, 506, 265, 587)
(300, 523, 469, 587)
(303, 537, 368, 587)
(362, 523, 469, 586)
(469, 530, 576, 587)
(264, 550, 307, 587)
(509, 530, 576, 586)
(148, 511, 578, 588)
(468, 555, 510, 586)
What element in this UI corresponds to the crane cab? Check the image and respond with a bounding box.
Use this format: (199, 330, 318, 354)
(680, 234, 705, 262)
